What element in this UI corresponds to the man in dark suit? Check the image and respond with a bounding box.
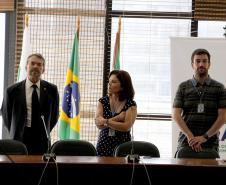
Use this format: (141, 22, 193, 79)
(1, 53, 59, 154)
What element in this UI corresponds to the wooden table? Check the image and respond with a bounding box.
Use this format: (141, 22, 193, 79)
(1, 155, 226, 185)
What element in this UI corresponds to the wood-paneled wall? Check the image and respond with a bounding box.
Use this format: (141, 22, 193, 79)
(195, 0, 226, 20)
(0, 0, 14, 12)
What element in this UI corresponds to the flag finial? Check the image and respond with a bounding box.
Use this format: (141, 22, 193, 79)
(25, 14, 29, 27)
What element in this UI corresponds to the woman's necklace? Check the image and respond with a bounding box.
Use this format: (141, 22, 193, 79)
(111, 99, 125, 116)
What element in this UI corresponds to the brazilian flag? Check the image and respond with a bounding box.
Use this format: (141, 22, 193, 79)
(59, 22, 80, 139)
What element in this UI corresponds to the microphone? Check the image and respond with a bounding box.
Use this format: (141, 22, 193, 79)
(126, 127, 140, 163)
(41, 115, 56, 161)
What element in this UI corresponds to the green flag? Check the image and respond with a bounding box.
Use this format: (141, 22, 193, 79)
(113, 17, 121, 70)
(59, 17, 80, 139)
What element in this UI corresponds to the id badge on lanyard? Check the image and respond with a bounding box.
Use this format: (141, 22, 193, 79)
(108, 128, 115, 136)
(191, 79, 206, 114)
(197, 103, 204, 113)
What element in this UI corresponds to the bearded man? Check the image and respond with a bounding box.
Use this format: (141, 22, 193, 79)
(173, 48, 226, 158)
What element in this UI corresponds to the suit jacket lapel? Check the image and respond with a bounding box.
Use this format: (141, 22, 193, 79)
(40, 80, 47, 112)
(17, 80, 27, 110)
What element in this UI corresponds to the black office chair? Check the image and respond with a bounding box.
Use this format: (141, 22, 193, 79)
(175, 147, 219, 159)
(50, 139, 97, 156)
(114, 141, 160, 157)
(0, 139, 28, 155)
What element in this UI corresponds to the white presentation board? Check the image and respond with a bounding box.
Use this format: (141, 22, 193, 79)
(170, 37, 226, 158)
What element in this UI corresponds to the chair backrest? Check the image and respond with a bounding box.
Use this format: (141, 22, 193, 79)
(175, 147, 219, 159)
(0, 139, 28, 155)
(114, 141, 160, 157)
(50, 140, 97, 156)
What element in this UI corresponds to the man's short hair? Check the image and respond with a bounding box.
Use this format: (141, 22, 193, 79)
(191, 48, 211, 63)
(26, 53, 45, 65)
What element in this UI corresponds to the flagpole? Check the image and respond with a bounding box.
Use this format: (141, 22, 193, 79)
(118, 16, 121, 44)
(117, 16, 121, 62)
(25, 14, 29, 27)
(76, 16, 80, 40)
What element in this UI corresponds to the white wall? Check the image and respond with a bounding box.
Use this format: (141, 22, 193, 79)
(170, 37, 226, 157)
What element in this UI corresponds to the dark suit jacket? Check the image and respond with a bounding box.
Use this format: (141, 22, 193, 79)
(1, 79, 59, 142)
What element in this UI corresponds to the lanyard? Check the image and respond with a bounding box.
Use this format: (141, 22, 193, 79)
(191, 80, 207, 103)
